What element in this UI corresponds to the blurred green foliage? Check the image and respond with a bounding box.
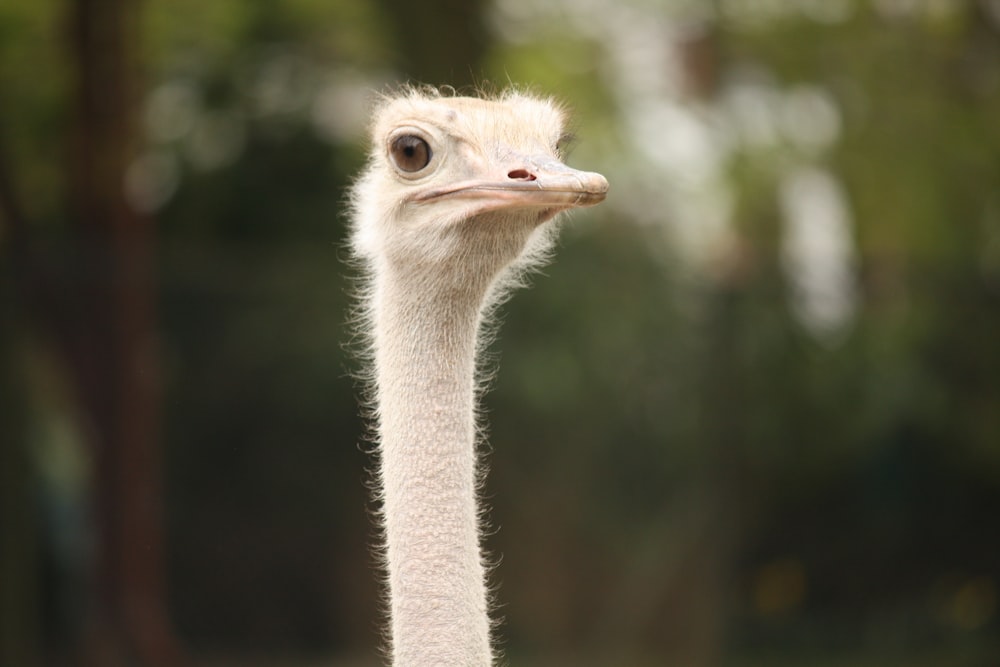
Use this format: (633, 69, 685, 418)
(2, 0, 999, 665)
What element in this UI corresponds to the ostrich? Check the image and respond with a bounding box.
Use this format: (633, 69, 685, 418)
(348, 87, 608, 667)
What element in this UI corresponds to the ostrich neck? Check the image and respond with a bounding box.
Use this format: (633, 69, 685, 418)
(373, 265, 496, 667)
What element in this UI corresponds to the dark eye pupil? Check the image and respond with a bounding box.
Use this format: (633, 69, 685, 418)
(391, 135, 431, 173)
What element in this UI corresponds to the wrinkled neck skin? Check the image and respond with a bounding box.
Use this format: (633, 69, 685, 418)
(367, 212, 553, 667)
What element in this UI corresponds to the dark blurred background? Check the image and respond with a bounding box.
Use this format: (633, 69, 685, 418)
(2, 0, 999, 665)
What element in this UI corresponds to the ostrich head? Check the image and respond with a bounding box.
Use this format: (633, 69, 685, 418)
(350, 88, 609, 290)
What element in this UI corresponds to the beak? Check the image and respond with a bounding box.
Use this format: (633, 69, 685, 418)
(413, 155, 609, 210)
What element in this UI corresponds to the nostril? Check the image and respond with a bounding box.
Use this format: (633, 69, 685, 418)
(507, 169, 536, 181)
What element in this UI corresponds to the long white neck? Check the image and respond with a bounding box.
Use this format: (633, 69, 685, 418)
(371, 260, 497, 667)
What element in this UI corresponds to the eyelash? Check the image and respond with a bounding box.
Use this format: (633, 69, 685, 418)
(556, 132, 577, 155)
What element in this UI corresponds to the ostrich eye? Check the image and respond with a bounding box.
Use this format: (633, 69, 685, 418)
(556, 132, 576, 156)
(390, 134, 432, 173)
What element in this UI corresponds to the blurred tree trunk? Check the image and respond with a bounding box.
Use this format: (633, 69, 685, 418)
(0, 317, 40, 666)
(65, 0, 179, 664)
(375, 0, 489, 88)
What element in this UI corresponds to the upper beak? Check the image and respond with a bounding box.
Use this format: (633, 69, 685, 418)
(413, 155, 609, 210)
